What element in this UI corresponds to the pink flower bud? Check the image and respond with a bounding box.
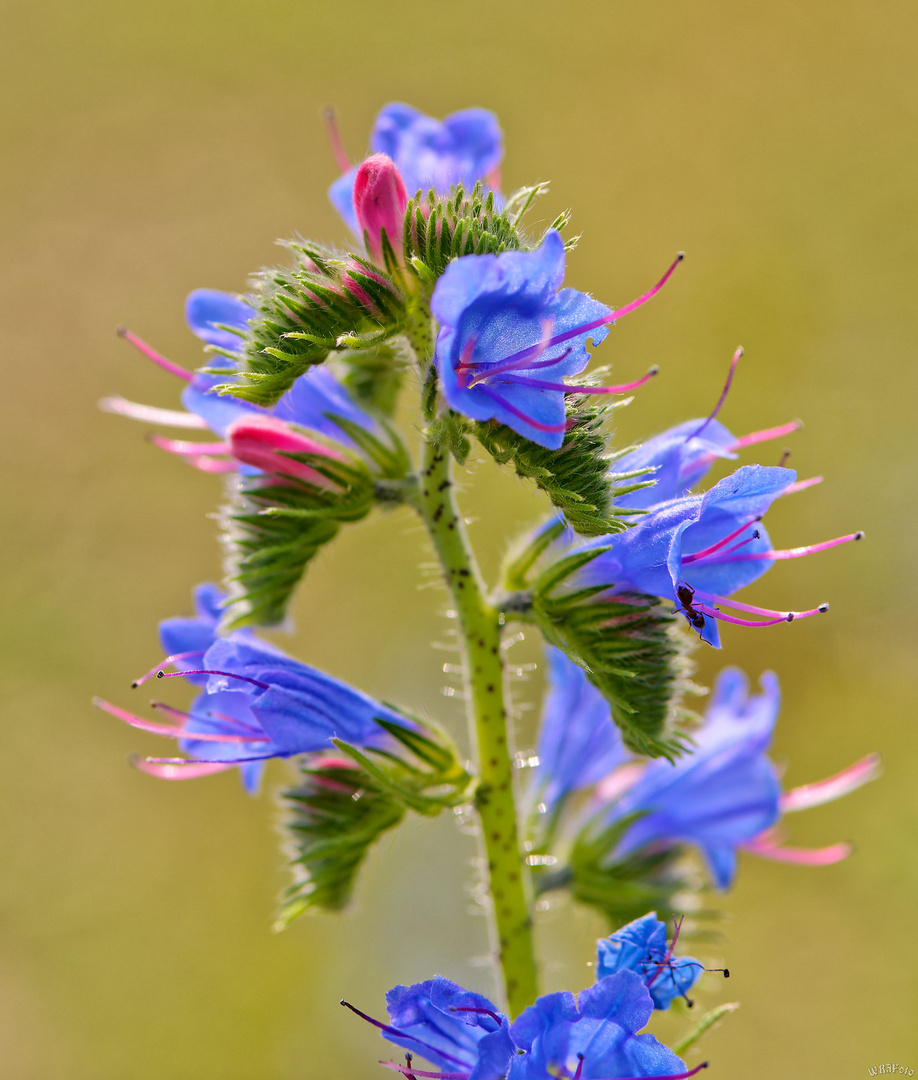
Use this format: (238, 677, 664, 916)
(226, 417, 344, 487)
(352, 153, 408, 265)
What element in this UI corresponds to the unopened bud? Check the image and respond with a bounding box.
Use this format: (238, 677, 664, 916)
(227, 417, 343, 486)
(353, 153, 408, 265)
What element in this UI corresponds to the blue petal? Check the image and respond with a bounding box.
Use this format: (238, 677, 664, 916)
(383, 979, 498, 1072)
(533, 647, 628, 810)
(271, 366, 373, 444)
(185, 289, 253, 351)
(181, 376, 262, 438)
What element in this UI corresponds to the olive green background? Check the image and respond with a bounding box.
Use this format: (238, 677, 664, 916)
(2, 0, 915, 1076)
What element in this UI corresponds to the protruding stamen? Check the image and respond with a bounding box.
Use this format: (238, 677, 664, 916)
(148, 435, 230, 456)
(340, 1002, 469, 1068)
(730, 419, 802, 451)
(131, 756, 238, 780)
(117, 327, 193, 382)
(93, 697, 269, 743)
(744, 831, 852, 865)
(685, 347, 742, 442)
(98, 396, 208, 429)
(780, 476, 823, 496)
(132, 651, 204, 688)
(778, 449, 791, 468)
(187, 456, 239, 473)
(156, 668, 272, 690)
(780, 753, 881, 813)
(494, 366, 657, 396)
(379, 1064, 468, 1080)
(697, 603, 825, 628)
(467, 320, 557, 382)
(692, 590, 829, 621)
(573, 1054, 585, 1080)
(681, 518, 761, 565)
(323, 106, 352, 173)
(604, 252, 685, 325)
(699, 531, 864, 565)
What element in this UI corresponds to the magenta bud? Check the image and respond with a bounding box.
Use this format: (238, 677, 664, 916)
(352, 153, 408, 265)
(227, 417, 343, 487)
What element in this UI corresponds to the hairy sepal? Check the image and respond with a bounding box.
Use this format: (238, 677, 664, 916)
(226, 241, 406, 406)
(277, 721, 472, 924)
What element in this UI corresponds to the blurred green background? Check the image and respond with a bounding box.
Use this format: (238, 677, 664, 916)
(2, 0, 915, 1076)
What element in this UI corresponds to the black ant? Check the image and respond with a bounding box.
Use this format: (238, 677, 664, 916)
(674, 582, 705, 633)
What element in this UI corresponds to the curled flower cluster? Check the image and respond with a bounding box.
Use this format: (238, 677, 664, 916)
(95, 99, 878, 1076)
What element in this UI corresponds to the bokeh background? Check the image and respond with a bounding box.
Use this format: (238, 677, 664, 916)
(2, 0, 916, 1076)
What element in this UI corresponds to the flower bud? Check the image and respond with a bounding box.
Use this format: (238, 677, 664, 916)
(226, 417, 343, 486)
(352, 153, 408, 265)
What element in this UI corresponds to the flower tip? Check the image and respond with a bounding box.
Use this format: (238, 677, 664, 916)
(115, 325, 128, 338)
(676, 251, 686, 261)
(648, 364, 660, 376)
(818, 602, 830, 613)
(854, 530, 865, 540)
(156, 670, 166, 679)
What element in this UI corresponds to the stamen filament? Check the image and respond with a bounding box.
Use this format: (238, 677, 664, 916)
(495, 366, 657, 395)
(323, 107, 352, 173)
(339, 1002, 470, 1068)
(681, 517, 760, 564)
(98, 396, 208, 428)
(449, 1006, 504, 1025)
(743, 834, 852, 865)
(730, 419, 801, 450)
(156, 669, 272, 690)
(187, 456, 239, 473)
(478, 385, 568, 433)
(117, 327, 193, 382)
(131, 757, 238, 780)
(780, 476, 823, 496)
(698, 604, 805, 628)
(92, 697, 269, 742)
(379, 1065, 468, 1079)
(780, 753, 881, 813)
(692, 590, 829, 620)
(684, 347, 743, 442)
(698, 531, 864, 565)
(148, 436, 231, 456)
(132, 651, 204, 688)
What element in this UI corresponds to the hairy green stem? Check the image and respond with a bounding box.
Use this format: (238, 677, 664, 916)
(417, 435, 539, 1016)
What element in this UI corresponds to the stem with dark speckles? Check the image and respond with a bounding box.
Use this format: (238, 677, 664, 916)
(417, 434, 539, 1017)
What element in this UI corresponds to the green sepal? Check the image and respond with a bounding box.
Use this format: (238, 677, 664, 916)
(219, 454, 377, 629)
(672, 1002, 739, 1056)
(224, 240, 407, 407)
(532, 814, 692, 930)
(427, 412, 472, 465)
(473, 399, 631, 537)
(338, 340, 409, 416)
(276, 719, 473, 925)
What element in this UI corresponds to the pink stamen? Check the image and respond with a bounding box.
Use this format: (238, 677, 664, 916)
(730, 419, 802, 451)
(187, 455, 240, 473)
(496, 365, 658, 395)
(684, 347, 743, 442)
(780, 476, 823, 496)
(692, 590, 829, 621)
(478, 385, 568, 433)
(468, 319, 557, 382)
(647, 915, 683, 988)
(573, 1054, 585, 1080)
(455, 336, 479, 389)
(681, 517, 760, 565)
(323, 106, 352, 173)
(697, 603, 822, 628)
(471, 254, 684, 374)
(93, 698, 269, 743)
(780, 753, 881, 813)
(156, 669, 271, 690)
(148, 435, 230, 456)
(699, 531, 864, 565)
(117, 327, 193, 381)
(98, 396, 208, 429)
(486, 165, 502, 190)
(743, 832, 852, 866)
(132, 757, 238, 780)
(132, 651, 204, 688)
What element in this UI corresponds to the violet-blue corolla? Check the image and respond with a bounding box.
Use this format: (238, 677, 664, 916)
(94, 585, 413, 791)
(570, 462, 862, 646)
(593, 666, 880, 888)
(327, 102, 504, 234)
(100, 288, 373, 472)
(596, 913, 714, 1011)
(430, 231, 679, 449)
(343, 971, 704, 1080)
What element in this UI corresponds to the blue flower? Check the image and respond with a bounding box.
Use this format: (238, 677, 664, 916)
(606, 668, 782, 888)
(102, 289, 374, 469)
(531, 647, 628, 813)
(596, 914, 705, 1011)
(508, 971, 690, 1079)
(346, 970, 695, 1079)
(376, 977, 516, 1080)
(571, 463, 857, 646)
(329, 102, 503, 233)
(96, 585, 413, 790)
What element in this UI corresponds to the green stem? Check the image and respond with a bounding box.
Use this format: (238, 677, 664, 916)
(417, 435, 539, 1017)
